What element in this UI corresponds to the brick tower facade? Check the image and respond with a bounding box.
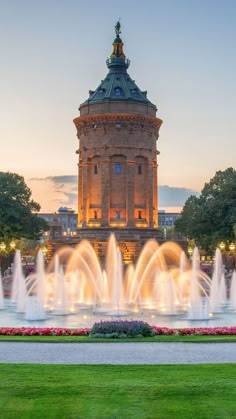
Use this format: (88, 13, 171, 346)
(73, 22, 163, 263)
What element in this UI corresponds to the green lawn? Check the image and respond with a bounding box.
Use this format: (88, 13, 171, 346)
(1, 334, 236, 342)
(0, 364, 235, 418)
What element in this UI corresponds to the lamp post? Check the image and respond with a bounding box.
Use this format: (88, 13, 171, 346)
(0, 242, 6, 274)
(0, 242, 6, 252)
(42, 246, 48, 263)
(9, 240, 16, 251)
(229, 242, 235, 253)
(187, 246, 193, 259)
(219, 241, 225, 251)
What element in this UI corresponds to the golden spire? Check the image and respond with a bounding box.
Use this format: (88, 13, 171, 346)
(110, 21, 126, 59)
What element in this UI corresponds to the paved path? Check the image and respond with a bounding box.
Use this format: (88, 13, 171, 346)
(0, 342, 236, 364)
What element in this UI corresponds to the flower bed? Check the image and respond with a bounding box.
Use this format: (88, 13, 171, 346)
(152, 326, 236, 336)
(0, 324, 236, 337)
(0, 327, 90, 336)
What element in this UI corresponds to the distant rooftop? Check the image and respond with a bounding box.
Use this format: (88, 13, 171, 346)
(58, 207, 75, 214)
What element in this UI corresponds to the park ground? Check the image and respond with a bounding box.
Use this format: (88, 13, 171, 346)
(0, 363, 236, 418)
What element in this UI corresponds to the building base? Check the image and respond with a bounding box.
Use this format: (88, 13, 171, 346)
(47, 227, 186, 265)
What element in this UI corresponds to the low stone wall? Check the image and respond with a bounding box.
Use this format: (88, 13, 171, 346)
(47, 228, 187, 264)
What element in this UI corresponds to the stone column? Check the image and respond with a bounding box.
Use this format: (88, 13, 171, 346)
(144, 160, 154, 228)
(153, 159, 158, 227)
(82, 160, 89, 226)
(101, 159, 110, 226)
(78, 159, 83, 225)
(126, 160, 135, 227)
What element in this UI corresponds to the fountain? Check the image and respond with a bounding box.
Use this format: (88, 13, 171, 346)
(209, 249, 225, 313)
(0, 271, 4, 310)
(11, 250, 26, 310)
(25, 250, 47, 320)
(229, 270, 236, 310)
(188, 248, 210, 320)
(0, 234, 236, 327)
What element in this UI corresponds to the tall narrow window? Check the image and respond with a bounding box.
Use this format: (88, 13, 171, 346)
(115, 163, 121, 174)
(115, 210, 121, 219)
(138, 211, 142, 219)
(114, 87, 121, 96)
(138, 164, 142, 175)
(94, 164, 98, 174)
(94, 211, 97, 219)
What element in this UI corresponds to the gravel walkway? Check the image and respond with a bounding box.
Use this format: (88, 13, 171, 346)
(1, 342, 236, 364)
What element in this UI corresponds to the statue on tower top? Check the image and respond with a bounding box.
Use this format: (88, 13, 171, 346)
(115, 20, 121, 36)
(111, 20, 126, 59)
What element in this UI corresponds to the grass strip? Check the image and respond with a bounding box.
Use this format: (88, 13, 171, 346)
(0, 364, 235, 418)
(1, 334, 236, 342)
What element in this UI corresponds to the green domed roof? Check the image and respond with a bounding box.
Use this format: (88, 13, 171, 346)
(80, 22, 156, 110)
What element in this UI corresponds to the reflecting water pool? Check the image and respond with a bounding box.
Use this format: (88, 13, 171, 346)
(1, 299, 236, 329)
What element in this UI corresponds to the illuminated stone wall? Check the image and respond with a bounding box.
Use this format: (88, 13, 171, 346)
(74, 109, 162, 230)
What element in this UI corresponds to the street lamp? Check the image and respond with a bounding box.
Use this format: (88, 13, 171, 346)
(0, 242, 6, 252)
(229, 242, 235, 252)
(219, 241, 225, 251)
(42, 246, 48, 262)
(9, 240, 16, 251)
(187, 247, 193, 258)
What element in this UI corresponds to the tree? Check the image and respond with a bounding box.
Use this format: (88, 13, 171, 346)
(0, 172, 49, 241)
(175, 168, 236, 252)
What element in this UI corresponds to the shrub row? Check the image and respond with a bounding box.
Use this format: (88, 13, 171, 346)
(90, 320, 155, 338)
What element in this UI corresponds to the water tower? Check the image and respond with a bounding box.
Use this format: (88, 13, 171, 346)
(73, 22, 163, 263)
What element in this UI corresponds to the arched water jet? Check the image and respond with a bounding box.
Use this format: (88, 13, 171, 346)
(0, 271, 4, 310)
(219, 273, 227, 305)
(111, 248, 124, 315)
(188, 247, 209, 320)
(25, 250, 47, 320)
(133, 242, 182, 304)
(47, 246, 74, 273)
(11, 250, 25, 305)
(133, 239, 159, 291)
(209, 249, 224, 313)
(125, 264, 136, 304)
(5, 234, 231, 324)
(153, 272, 178, 314)
(229, 270, 236, 310)
(53, 265, 70, 314)
(66, 240, 103, 303)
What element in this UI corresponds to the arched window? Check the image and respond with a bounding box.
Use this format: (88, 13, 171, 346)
(138, 165, 142, 175)
(131, 88, 138, 95)
(115, 210, 121, 219)
(114, 87, 121, 96)
(94, 164, 98, 174)
(115, 163, 121, 174)
(138, 211, 142, 219)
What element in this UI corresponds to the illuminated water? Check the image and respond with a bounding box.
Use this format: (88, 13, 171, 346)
(0, 234, 235, 328)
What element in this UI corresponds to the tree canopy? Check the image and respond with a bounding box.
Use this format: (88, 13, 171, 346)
(0, 172, 49, 241)
(175, 168, 236, 252)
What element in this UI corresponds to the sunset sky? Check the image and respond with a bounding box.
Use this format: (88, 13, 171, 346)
(0, 0, 235, 212)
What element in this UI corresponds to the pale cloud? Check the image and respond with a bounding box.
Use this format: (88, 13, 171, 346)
(158, 185, 200, 207)
(28, 175, 77, 212)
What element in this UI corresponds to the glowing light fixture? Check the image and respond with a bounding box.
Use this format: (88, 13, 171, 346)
(9, 240, 16, 250)
(219, 241, 225, 251)
(187, 247, 193, 256)
(0, 242, 6, 252)
(42, 246, 48, 256)
(229, 242, 235, 252)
